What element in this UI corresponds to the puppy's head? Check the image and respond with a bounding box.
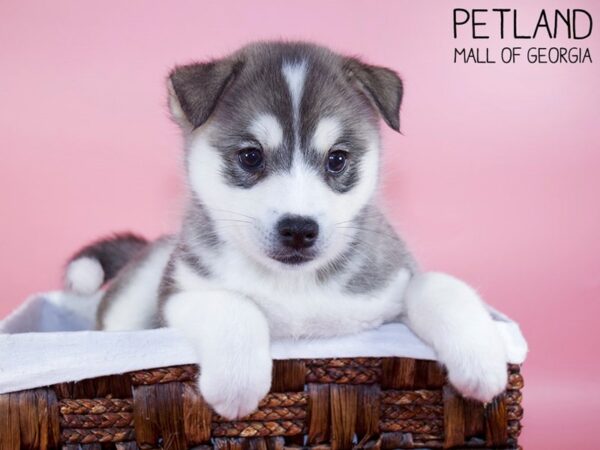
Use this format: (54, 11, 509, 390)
(169, 42, 402, 271)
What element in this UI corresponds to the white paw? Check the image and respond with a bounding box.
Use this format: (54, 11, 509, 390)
(443, 334, 508, 403)
(199, 348, 272, 420)
(404, 272, 509, 403)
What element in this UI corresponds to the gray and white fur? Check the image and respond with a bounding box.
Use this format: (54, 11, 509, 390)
(65, 42, 509, 419)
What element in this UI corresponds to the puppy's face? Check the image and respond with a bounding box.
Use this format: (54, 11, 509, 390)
(170, 43, 402, 271)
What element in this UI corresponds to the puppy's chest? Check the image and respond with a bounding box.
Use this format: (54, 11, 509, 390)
(173, 252, 408, 339)
(231, 278, 394, 339)
(240, 279, 353, 337)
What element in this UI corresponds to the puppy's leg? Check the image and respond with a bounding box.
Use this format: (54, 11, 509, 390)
(163, 290, 272, 420)
(404, 272, 508, 402)
(99, 238, 175, 330)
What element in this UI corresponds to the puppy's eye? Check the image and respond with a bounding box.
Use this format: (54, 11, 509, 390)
(238, 147, 263, 171)
(326, 150, 348, 174)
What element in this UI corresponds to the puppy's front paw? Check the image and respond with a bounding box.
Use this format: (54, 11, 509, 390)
(199, 350, 272, 420)
(443, 334, 508, 403)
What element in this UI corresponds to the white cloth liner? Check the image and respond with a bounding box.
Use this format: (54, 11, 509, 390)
(0, 291, 528, 395)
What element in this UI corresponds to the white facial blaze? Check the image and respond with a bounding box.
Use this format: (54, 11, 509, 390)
(282, 61, 307, 154)
(275, 161, 325, 218)
(249, 114, 283, 149)
(311, 117, 343, 154)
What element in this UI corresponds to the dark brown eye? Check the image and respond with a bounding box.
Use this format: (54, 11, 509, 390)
(326, 150, 348, 174)
(238, 147, 263, 171)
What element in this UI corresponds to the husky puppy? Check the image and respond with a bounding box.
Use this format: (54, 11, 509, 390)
(65, 42, 508, 419)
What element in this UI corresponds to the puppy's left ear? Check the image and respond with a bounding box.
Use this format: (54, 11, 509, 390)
(168, 58, 243, 129)
(344, 58, 403, 132)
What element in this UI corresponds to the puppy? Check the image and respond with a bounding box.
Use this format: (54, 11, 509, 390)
(65, 42, 508, 419)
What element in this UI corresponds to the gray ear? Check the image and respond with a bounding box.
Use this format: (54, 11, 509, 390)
(343, 58, 403, 132)
(168, 58, 243, 129)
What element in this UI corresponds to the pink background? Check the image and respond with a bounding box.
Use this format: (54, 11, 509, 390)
(1, 1, 599, 447)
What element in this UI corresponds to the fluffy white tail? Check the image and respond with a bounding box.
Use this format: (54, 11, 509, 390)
(64, 233, 148, 295)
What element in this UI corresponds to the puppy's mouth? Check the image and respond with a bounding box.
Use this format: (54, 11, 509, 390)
(268, 250, 316, 266)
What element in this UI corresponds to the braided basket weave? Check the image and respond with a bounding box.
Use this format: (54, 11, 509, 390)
(0, 358, 523, 450)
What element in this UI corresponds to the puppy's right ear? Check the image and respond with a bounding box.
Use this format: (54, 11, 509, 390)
(168, 59, 242, 129)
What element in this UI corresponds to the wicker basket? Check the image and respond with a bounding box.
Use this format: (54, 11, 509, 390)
(0, 358, 523, 450)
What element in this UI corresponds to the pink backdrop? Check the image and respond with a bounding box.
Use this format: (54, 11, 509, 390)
(1, 1, 599, 447)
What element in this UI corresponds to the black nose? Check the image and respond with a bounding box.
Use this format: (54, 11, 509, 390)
(277, 215, 319, 250)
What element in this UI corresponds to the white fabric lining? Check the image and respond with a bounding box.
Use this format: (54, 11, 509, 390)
(0, 291, 528, 395)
